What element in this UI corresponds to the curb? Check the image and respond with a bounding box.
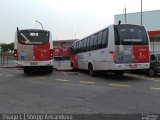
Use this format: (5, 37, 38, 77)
(0, 65, 15, 68)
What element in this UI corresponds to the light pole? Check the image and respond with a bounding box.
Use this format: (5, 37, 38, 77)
(124, 4, 127, 24)
(141, 0, 142, 25)
(73, 29, 77, 39)
(33, 20, 44, 29)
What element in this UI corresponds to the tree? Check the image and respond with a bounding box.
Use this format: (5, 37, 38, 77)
(0, 42, 14, 52)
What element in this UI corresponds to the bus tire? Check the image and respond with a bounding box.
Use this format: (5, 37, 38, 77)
(47, 67, 53, 73)
(24, 68, 30, 74)
(88, 64, 96, 77)
(71, 62, 77, 71)
(114, 71, 124, 76)
(148, 68, 157, 77)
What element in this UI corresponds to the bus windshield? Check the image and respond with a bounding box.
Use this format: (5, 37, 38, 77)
(114, 25, 149, 45)
(18, 30, 49, 45)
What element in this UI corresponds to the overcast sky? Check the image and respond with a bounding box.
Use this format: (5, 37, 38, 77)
(0, 0, 160, 43)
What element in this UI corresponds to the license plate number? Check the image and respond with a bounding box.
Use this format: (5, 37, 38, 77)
(30, 62, 37, 65)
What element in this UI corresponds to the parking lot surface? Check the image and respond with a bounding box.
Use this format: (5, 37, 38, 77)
(0, 68, 160, 113)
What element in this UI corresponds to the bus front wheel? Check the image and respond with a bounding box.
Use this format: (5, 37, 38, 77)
(88, 64, 96, 77)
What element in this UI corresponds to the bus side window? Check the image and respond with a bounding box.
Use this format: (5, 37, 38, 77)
(83, 38, 87, 52)
(81, 39, 84, 52)
(86, 37, 90, 51)
(98, 32, 103, 49)
(90, 35, 94, 51)
(76, 42, 79, 53)
(102, 29, 108, 48)
(78, 41, 81, 53)
(93, 34, 98, 50)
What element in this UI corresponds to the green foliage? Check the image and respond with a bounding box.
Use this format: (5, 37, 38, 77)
(0, 42, 14, 52)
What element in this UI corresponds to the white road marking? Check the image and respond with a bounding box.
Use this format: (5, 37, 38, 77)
(62, 72, 68, 76)
(55, 79, 69, 82)
(150, 87, 160, 91)
(5, 75, 15, 77)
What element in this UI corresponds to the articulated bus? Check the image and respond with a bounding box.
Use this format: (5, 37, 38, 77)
(14, 28, 54, 73)
(70, 24, 150, 76)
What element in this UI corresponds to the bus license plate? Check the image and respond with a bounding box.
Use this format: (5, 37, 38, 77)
(30, 62, 37, 65)
(129, 64, 137, 68)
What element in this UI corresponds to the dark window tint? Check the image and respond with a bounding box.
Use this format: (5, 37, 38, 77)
(83, 38, 87, 52)
(54, 56, 70, 61)
(157, 54, 160, 61)
(151, 54, 156, 61)
(75, 42, 79, 53)
(84, 38, 87, 48)
(86, 37, 90, 47)
(93, 34, 98, 49)
(98, 32, 103, 45)
(114, 25, 149, 45)
(90, 35, 94, 49)
(102, 29, 108, 48)
(86, 37, 90, 51)
(18, 30, 49, 45)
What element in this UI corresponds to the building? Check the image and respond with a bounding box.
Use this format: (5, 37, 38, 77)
(114, 10, 160, 52)
(53, 39, 78, 69)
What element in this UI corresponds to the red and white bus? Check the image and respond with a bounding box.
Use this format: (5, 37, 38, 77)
(14, 28, 54, 73)
(70, 24, 150, 76)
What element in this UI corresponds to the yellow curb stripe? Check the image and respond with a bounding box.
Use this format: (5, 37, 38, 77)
(80, 81, 96, 84)
(110, 84, 131, 88)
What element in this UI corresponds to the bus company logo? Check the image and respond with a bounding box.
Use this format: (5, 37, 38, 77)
(139, 52, 146, 58)
(142, 114, 159, 120)
(139, 48, 147, 51)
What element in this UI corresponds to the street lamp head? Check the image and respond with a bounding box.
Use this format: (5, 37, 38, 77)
(32, 20, 44, 29)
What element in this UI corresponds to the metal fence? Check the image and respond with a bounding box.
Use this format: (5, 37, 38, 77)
(0, 52, 14, 66)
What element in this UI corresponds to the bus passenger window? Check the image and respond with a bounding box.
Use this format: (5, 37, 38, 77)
(98, 32, 103, 48)
(102, 29, 108, 48)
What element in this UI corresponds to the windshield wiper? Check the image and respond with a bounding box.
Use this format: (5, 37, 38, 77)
(20, 33, 31, 43)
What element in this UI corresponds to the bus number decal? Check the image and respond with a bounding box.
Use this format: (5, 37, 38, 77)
(30, 33, 38, 36)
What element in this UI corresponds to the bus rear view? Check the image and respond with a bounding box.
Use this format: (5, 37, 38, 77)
(113, 24, 150, 69)
(14, 28, 54, 73)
